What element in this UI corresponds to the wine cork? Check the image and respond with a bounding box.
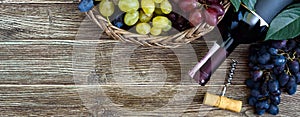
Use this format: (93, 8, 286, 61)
(203, 93, 242, 113)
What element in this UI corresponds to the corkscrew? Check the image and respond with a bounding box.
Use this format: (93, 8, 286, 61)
(203, 59, 242, 113)
(221, 59, 238, 96)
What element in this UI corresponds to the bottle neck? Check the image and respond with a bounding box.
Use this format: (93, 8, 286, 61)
(255, 0, 294, 24)
(217, 4, 269, 45)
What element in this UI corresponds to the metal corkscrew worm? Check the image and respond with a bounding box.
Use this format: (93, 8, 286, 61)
(221, 59, 238, 96)
(203, 59, 242, 113)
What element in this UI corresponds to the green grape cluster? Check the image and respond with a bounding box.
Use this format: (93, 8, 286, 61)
(98, 0, 174, 36)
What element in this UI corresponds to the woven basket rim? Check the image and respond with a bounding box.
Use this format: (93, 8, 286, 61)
(83, 0, 230, 48)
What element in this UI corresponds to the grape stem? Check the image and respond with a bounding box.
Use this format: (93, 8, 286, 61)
(278, 49, 285, 54)
(264, 72, 271, 81)
(291, 51, 296, 60)
(106, 16, 112, 25)
(284, 65, 292, 76)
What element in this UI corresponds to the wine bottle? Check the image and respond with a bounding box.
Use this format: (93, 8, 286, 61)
(189, 0, 294, 86)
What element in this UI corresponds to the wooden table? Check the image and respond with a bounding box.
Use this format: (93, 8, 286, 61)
(1, 1, 300, 116)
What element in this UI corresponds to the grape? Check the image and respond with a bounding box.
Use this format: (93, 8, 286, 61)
(279, 72, 289, 87)
(136, 23, 151, 35)
(245, 78, 261, 90)
(251, 89, 262, 98)
(270, 95, 280, 105)
(252, 66, 260, 71)
(204, 8, 218, 26)
(268, 104, 279, 115)
(78, 0, 94, 12)
(273, 64, 285, 75)
(295, 72, 300, 84)
(124, 11, 139, 26)
(150, 27, 162, 36)
(189, 9, 204, 26)
(179, 0, 199, 12)
(257, 53, 271, 65)
(99, 0, 115, 17)
(160, 0, 172, 14)
(260, 81, 269, 97)
(286, 75, 297, 95)
(268, 79, 279, 94)
(261, 64, 274, 70)
(249, 54, 257, 64)
(288, 60, 299, 74)
(286, 40, 297, 51)
(295, 47, 300, 57)
(271, 40, 287, 49)
(257, 45, 268, 55)
(255, 100, 270, 110)
(154, 0, 164, 3)
(250, 70, 263, 81)
(272, 90, 281, 96)
(152, 16, 170, 29)
(162, 20, 172, 32)
(245, 78, 255, 88)
(248, 96, 257, 106)
(207, 4, 225, 16)
(141, 0, 155, 16)
(256, 108, 266, 115)
(273, 55, 286, 66)
(249, 44, 260, 53)
(167, 12, 191, 31)
(113, 22, 123, 28)
(118, 0, 139, 13)
(269, 48, 278, 55)
(139, 10, 153, 23)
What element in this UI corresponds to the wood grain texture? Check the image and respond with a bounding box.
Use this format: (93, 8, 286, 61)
(0, 40, 249, 85)
(1, 1, 300, 116)
(0, 86, 299, 116)
(0, 3, 86, 40)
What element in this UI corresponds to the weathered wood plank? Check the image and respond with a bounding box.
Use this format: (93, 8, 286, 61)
(0, 86, 299, 116)
(0, 40, 249, 85)
(1, 0, 78, 3)
(0, 3, 92, 40)
(0, 3, 222, 42)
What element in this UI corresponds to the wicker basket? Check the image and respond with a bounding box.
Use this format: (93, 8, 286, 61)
(83, 0, 230, 48)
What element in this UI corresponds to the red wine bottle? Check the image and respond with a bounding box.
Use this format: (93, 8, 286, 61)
(189, 0, 294, 86)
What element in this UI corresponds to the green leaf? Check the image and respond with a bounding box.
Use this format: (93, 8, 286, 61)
(265, 3, 300, 40)
(241, 0, 256, 10)
(230, 0, 241, 11)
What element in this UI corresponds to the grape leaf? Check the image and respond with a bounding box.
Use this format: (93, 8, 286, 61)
(265, 3, 300, 40)
(230, 0, 241, 11)
(241, 0, 256, 10)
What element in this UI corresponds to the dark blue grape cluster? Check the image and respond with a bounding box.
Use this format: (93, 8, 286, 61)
(246, 38, 300, 115)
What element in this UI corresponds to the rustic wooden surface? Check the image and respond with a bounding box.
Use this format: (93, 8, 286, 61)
(1, 1, 300, 116)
